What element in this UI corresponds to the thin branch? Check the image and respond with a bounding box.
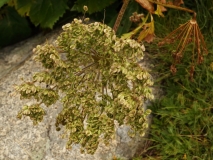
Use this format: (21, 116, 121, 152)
(75, 63, 96, 76)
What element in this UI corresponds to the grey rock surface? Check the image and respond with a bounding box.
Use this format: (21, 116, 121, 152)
(0, 27, 154, 160)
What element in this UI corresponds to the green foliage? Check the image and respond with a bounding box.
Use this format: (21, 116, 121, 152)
(0, 0, 9, 8)
(15, 18, 153, 154)
(72, 0, 117, 14)
(29, 0, 68, 28)
(7, 0, 68, 28)
(146, 40, 213, 159)
(1, 0, 120, 47)
(0, 0, 70, 47)
(0, 6, 31, 47)
(10, 0, 68, 29)
(13, 0, 33, 16)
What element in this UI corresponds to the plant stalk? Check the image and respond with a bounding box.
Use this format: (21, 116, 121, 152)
(113, 0, 130, 33)
(147, 0, 196, 17)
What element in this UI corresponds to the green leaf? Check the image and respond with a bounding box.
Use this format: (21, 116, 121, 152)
(29, 0, 68, 28)
(0, 0, 9, 8)
(14, 0, 33, 16)
(0, 6, 31, 47)
(71, 0, 117, 14)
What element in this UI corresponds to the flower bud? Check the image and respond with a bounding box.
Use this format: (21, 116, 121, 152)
(83, 6, 88, 12)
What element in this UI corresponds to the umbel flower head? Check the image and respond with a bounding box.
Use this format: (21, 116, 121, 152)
(15, 18, 153, 154)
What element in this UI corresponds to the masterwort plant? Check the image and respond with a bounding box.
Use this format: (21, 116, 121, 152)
(15, 17, 154, 154)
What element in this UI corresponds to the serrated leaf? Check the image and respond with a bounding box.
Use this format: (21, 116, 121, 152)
(29, 0, 68, 28)
(72, 0, 117, 14)
(0, 6, 31, 47)
(14, 0, 33, 16)
(0, 0, 9, 8)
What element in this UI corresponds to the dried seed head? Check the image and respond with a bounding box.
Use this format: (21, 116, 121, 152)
(159, 18, 208, 75)
(129, 12, 144, 23)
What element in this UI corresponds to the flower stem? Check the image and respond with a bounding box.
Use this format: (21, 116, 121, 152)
(147, 0, 195, 15)
(113, 0, 130, 33)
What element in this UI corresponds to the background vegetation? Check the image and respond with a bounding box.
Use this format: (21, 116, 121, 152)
(2, 0, 213, 159)
(0, 0, 139, 47)
(140, 0, 213, 159)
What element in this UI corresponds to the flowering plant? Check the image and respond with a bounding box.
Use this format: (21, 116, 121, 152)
(15, 18, 153, 154)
